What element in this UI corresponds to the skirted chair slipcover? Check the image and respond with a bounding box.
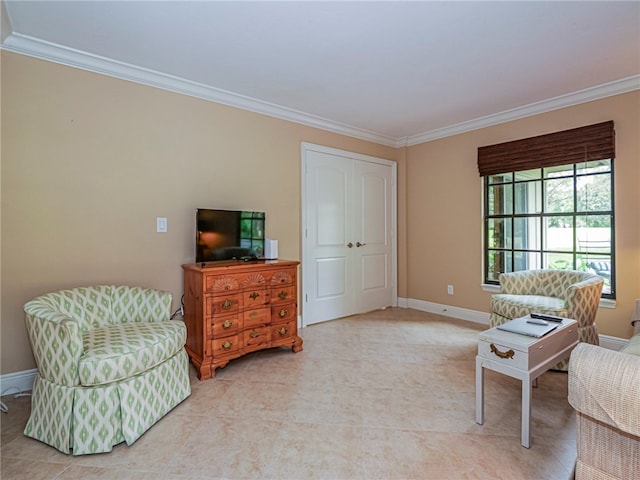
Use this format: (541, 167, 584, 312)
(490, 270, 604, 370)
(23, 285, 191, 455)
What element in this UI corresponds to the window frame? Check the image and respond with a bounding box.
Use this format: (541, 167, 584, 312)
(483, 160, 616, 299)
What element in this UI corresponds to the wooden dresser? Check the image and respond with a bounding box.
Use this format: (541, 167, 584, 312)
(182, 259, 303, 380)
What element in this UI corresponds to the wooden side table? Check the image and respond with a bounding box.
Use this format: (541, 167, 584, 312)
(475, 318, 578, 448)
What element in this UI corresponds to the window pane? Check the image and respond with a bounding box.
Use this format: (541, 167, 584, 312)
(544, 177, 574, 213)
(577, 215, 611, 253)
(488, 218, 511, 249)
(544, 217, 574, 251)
(582, 254, 612, 294)
(576, 159, 611, 175)
(515, 169, 541, 181)
(515, 181, 541, 214)
(488, 184, 513, 215)
(488, 173, 512, 184)
(577, 173, 611, 212)
(514, 251, 541, 271)
(544, 252, 574, 270)
(514, 217, 541, 250)
(488, 250, 512, 281)
(544, 164, 573, 178)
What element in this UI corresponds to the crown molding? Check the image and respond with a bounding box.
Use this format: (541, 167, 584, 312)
(2, 33, 638, 149)
(1, 33, 399, 147)
(405, 75, 640, 146)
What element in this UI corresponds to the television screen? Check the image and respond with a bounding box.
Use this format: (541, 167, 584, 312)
(196, 209, 265, 262)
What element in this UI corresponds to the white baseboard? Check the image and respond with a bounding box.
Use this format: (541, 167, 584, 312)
(400, 297, 490, 325)
(599, 334, 629, 351)
(0, 368, 37, 397)
(398, 297, 628, 349)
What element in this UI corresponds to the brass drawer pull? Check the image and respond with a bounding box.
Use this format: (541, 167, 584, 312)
(278, 327, 288, 336)
(490, 343, 515, 359)
(279, 309, 288, 318)
(222, 319, 233, 329)
(250, 331, 260, 339)
(222, 340, 233, 350)
(249, 292, 260, 300)
(278, 291, 288, 300)
(221, 299, 233, 310)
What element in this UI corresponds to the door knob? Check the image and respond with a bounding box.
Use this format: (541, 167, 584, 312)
(347, 242, 353, 248)
(356, 242, 367, 247)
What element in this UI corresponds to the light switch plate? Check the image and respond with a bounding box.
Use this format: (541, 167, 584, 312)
(156, 217, 167, 233)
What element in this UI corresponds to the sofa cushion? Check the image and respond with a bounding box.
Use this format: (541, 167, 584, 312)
(491, 294, 568, 320)
(79, 321, 186, 387)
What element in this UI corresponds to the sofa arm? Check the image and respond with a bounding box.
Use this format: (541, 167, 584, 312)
(568, 343, 640, 437)
(25, 312, 82, 386)
(498, 270, 540, 295)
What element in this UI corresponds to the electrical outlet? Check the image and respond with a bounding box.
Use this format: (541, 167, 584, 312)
(447, 285, 454, 295)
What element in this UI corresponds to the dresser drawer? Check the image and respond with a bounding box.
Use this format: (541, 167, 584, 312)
(270, 285, 296, 305)
(243, 288, 267, 309)
(271, 320, 296, 341)
(211, 315, 242, 336)
(271, 303, 296, 323)
(207, 294, 242, 316)
(244, 327, 271, 351)
(211, 334, 240, 356)
(205, 275, 241, 293)
(244, 307, 270, 328)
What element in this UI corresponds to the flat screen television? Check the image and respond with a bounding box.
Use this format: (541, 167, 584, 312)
(196, 209, 265, 262)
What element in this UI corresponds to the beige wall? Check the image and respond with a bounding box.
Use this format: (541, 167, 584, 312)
(406, 90, 640, 339)
(1, 50, 638, 376)
(0, 51, 399, 374)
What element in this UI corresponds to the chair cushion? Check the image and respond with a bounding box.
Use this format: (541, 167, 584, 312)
(491, 294, 568, 320)
(79, 321, 186, 387)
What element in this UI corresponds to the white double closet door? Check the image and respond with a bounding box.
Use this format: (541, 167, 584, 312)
(302, 143, 397, 326)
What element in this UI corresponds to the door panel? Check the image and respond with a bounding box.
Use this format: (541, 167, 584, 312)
(353, 161, 393, 312)
(304, 150, 354, 325)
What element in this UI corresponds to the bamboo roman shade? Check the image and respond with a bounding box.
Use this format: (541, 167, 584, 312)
(477, 121, 615, 177)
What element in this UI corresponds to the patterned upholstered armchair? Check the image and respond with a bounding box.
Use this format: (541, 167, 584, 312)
(490, 270, 604, 370)
(23, 285, 191, 455)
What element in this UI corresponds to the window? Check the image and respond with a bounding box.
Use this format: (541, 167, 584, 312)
(478, 121, 615, 298)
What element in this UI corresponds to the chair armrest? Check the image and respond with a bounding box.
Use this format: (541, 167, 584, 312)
(498, 270, 540, 295)
(564, 276, 604, 323)
(25, 313, 82, 386)
(568, 343, 640, 437)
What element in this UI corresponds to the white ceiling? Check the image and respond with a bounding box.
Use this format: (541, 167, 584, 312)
(2, 1, 640, 146)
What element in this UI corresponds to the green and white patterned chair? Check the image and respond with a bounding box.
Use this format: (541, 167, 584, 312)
(23, 285, 191, 455)
(490, 270, 604, 371)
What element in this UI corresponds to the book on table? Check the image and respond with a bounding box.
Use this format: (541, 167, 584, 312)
(497, 315, 560, 338)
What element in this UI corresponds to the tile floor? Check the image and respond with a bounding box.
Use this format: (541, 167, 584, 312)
(1, 308, 576, 479)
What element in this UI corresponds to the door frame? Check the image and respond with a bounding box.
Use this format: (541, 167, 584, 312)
(300, 142, 398, 327)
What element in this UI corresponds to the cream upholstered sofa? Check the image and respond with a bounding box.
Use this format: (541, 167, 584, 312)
(24, 285, 191, 455)
(490, 270, 604, 370)
(568, 332, 640, 480)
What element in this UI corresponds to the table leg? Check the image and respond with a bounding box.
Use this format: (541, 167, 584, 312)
(475, 357, 484, 425)
(521, 375, 532, 448)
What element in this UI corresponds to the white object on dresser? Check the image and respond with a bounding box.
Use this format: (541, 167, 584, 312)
(475, 317, 578, 448)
